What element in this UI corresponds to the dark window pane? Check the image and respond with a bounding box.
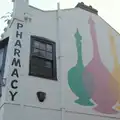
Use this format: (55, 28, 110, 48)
(37, 58, 45, 67)
(31, 57, 45, 67)
(46, 52, 52, 60)
(34, 41, 40, 48)
(44, 61, 52, 68)
(31, 57, 40, 65)
(30, 64, 52, 78)
(33, 48, 39, 56)
(30, 65, 38, 75)
(39, 50, 45, 58)
(30, 36, 56, 80)
(42, 67, 52, 78)
(47, 44, 52, 52)
(40, 42, 46, 50)
(0, 48, 4, 69)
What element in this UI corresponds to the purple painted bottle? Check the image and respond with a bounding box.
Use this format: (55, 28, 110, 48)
(85, 16, 119, 114)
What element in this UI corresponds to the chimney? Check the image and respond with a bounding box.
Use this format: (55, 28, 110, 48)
(75, 2, 98, 15)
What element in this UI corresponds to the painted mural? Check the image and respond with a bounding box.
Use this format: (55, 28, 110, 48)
(68, 16, 119, 114)
(68, 28, 94, 106)
(109, 30, 120, 110)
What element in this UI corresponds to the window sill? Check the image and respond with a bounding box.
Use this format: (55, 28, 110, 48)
(28, 72, 57, 81)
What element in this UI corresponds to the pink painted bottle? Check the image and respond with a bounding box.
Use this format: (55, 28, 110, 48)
(85, 16, 118, 114)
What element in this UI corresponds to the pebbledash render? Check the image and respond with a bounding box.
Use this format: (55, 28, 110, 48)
(0, 0, 120, 120)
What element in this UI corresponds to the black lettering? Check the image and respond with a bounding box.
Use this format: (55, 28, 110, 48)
(11, 80, 18, 89)
(12, 58, 21, 67)
(9, 91, 18, 101)
(17, 23, 23, 29)
(16, 31, 23, 39)
(14, 40, 21, 48)
(14, 48, 20, 57)
(11, 68, 19, 78)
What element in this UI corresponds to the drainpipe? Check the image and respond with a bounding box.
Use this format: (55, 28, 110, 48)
(56, 3, 65, 120)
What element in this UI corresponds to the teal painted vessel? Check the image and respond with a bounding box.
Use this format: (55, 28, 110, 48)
(68, 29, 94, 106)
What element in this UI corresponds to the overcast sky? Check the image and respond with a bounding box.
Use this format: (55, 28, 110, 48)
(0, 0, 120, 36)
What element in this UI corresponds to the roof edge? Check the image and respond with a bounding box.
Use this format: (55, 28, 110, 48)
(75, 2, 98, 15)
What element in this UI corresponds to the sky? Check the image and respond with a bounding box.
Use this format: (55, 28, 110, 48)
(0, 0, 120, 36)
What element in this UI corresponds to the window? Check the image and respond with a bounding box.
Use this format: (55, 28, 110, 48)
(29, 36, 57, 80)
(0, 37, 8, 97)
(0, 49, 4, 69)
(0, 37, 8, 75)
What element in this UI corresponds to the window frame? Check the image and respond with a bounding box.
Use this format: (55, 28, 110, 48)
(29, 36, 57, 80)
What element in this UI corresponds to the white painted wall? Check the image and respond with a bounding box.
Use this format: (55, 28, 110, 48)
(0, 0, 120, 120)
